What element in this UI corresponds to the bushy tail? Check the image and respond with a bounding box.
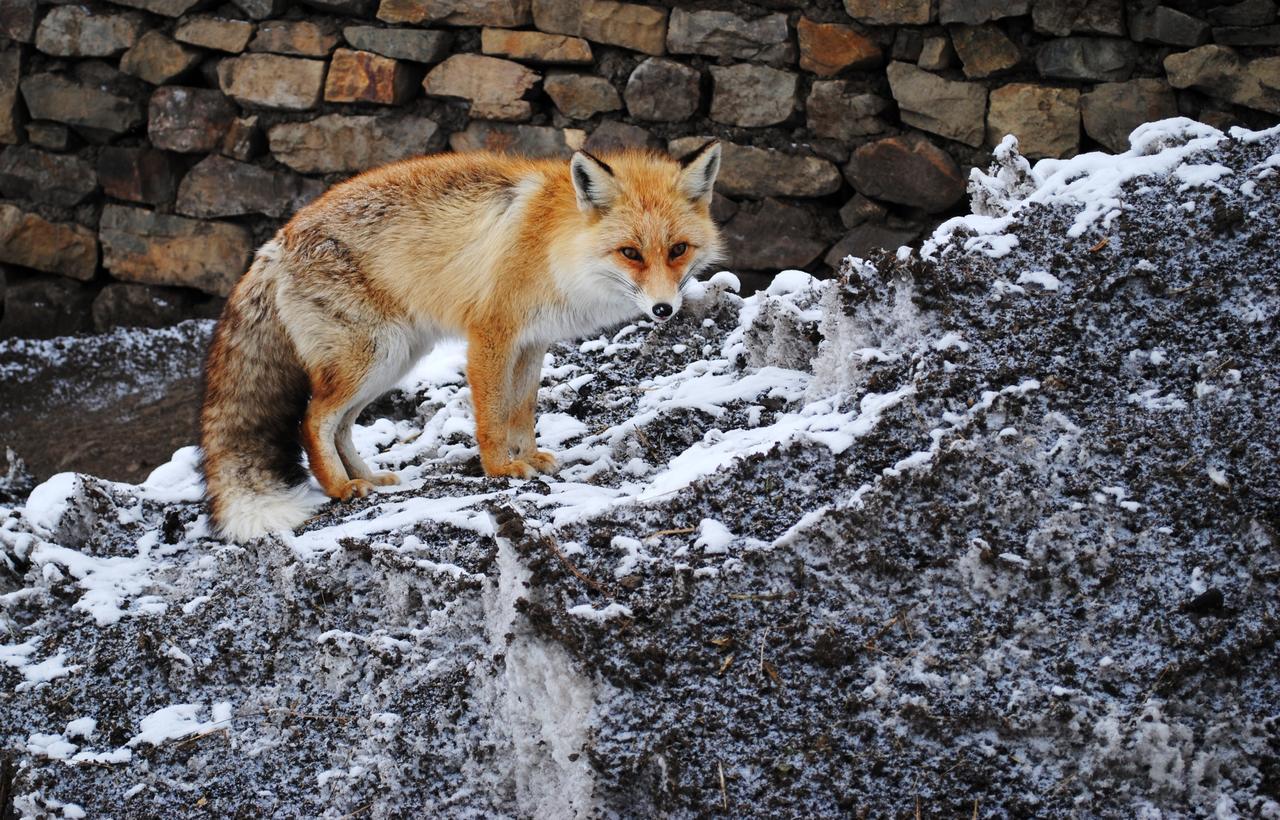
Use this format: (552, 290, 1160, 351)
(201, 257, 315, 541)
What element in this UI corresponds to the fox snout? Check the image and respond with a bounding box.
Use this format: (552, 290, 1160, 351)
(644, 293, 681, 322)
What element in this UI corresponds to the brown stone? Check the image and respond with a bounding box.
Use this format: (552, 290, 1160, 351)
(174, 17, 256, 53)
(666, 9, 793, 64)
(807, 82, 890, 141)
(325, 49, 417, 105)
(217, 54, 328, 110)
(624, 58, 700, 122)
(839, 193, 888, 229)
(1081, 78, 1179, 153)
(951, 24, 1020, 78)
(248, 20, 340, 56)
(481, 29, 593, 64)
(710, 64, 798, 128)
(0, 204, 98, 281)
(844, 134, 965, 213)
(222, 116, 263, 161)
(26, 123, 71, 152)
(917, 35, 955, 70)
(342, 26, 453, 63)
(104, 0, 205, 17)
(0, 46, 21, 145)
(120, 31, 201, 85)
(671, 137, 841, 199)
(940, 0, 1029, 25)
(35, 6, 144, 57)
(987, 83, 1081, 159)
(584, 120, 661, 153)
(449, 121, 576, 157)
(797, 18, 881, 77)
(423, 54, 539, 121)
(20, 73, 145, 136)
(1164, 45, 1280, 116)
(842, 0, 934, 25)
(722, 199, 826, 271)
(148, 87, 237, 154)
(99, 205, 252, 297)
(0, 0, 37, 43)
(269, 114, 443, 173)
(1032, 0, 1126, 36)
(545, 73, 621, 119)
(886, 61, 988, 147)
(377, 0, 532, 27)
(825, 224, 920, 268)
(533, 0, 668, 56)
(0, 145, 98, 207)
(97, 146, 180, 206)
(176, 155, 325, 219)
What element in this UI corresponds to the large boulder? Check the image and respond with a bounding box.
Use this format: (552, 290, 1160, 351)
(99, 205, 253, 297)
(845, 134, 966, 213)
(0, 205, 98, 281)
(987, 83, 1081, 159)
(325, 49, 416, 105)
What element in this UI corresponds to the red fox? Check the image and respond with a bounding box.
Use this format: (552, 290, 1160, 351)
(201, 142, 724, 541)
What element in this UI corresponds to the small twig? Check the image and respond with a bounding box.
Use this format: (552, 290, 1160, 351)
(338, 802, 375, 819)
(648, 526, 697, 538)
(718, 761, 728, 811)
(864, 605, 914, 650)
(1088, 237, 1109, 253)
(539, 535, 610, 596)
(972, 798, 980, 819)
(718, 653, 734, 675)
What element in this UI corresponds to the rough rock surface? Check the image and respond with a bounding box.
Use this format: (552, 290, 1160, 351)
(624, 58, 699, 122)
(844, 134, 966, 212)
(886, 61, 987, 147)
(423, 53, 540, 121)
(99, 205, 253, 296)
(0, 205, 98, 281)
(216, 53, 328, 110)
(1, 120, 1279, 819)
(709, 64, 798, 128)
(669, 138, 841, 200)
(987, 83, 1081, 159)
(667, 9, 793, 64)
(268, 113, 442, 173)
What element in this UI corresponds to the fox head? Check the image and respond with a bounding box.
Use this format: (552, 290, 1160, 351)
(569, 141, 725, 323)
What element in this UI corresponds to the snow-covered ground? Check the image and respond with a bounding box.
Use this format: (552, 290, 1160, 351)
(2, 119, 1279, 818)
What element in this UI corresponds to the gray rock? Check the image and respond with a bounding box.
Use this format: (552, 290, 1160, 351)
(624, 58, 700, 122)
(666, 9, 793, 64)
(300, 0, 373, 14)
(217, 54, 328, 111)
(148, 87, 238, 154)
(97, 146, 180, 206)
(1031, 0, 1126, 35)
(343, 26, 453, 63)
(106, 0, 206, 17)
(940, 0, 1030, 24)
(19, 73, 145, 137)
(1212, 24, 1280, 45)
(449, 121, 575, 158)
(0, 274, 95, 339)
(0, 0, 36, 43)
(176, 155, 325, 220)
(893, 28, 924, 62)
(232, 0, 289, 19)
(99, 205, 253, 297)
(545, 73, 621, 120)
(92, 283, 197, 332)
(245, 20, 338, 57)
(1164, 45, 1280, 115)
(270, 114, 444, 173)
(723, 198, 827, 271)
(1036, 37, 1137, 81)
(806, 82, 890, 141)
(1206, 0, 1276, 26)
(670, 137, 842, 199)
(175, 16, 257, 53)
(26, 123, 72, 152)
(952, 24, 1021, 78)
(1080, 78, 1179, 153)
(583, 120, 661, 153)
(1129, 5, 1211, 46)
(120, 31, 201, 85)
(0, 204, 98, 281)
(886, 61, 988, 147)
(839, 194, 888, 229)
(824, 223, 920, 268)
(0, 145, 97, 207)
(709, 64, 797, 128)
(918, 35, 956, 70)
(843, 0, 934, 25)
(34, 6, 144, 57)
(845, 134, 966, 213)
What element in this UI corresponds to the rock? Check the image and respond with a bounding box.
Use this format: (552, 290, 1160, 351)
(624, 58, 700, 122)
(1164, 45, 1280, 115)
(1212, 24, 1280, 45)
(886, 61, 988, 147)
(217, 54, 328, 111)
(19, 73, 144, 137)
(667, 9, 793, 64)
(423, 54, 538, 121)
(344, 26, 453, 63)
(148, 87, 237, 154)
(0, 46, 21, 145)
(176, 155, 324, 219)
(583, 120, 661, 153)
(481, 28, 592, 64)
(97, 146, 180, 206)
(174, 17, 256, 53)
(221, 116, 263, 161)
(232, 0, 289, 19)
(449, 121, 575, 157)
(325, 49, 417, 105)
(893, 28, 924, 61)
(918, 35, 955, 70)
(1032, 0, 1126, 36)
(806, 82, 890, 141)
(1035, 36, 1136, 81)
(845, 135, 965, 213)
(545, 73, 620, 119)
(300, 0, 373, 14)
(91, 283, 198, 332)
(1129, 6, 1211, 46)
(0, 0, 36, 43)
(709, 64, 797, 128)
(842, 0, 934, 25)
(0, 275, 95, 338)
(939, 0, 1030, 24)
(987, 83, 1081, 159)
(102, 0, 205, 16)
(797, 17, 881, 77)
(1080, 78, 1179, 153)
(269, 113, 443, 173)
(0, 145, 97, 207)
(671, 137, 842, 199)
(951, 24, 1021, 78)
(120, 31, 201, 85)
(722, 198, 826, 271)
(99, 205, 252, 297)
(839, 193, 888, 228)
(376, 0, 532, 27)
(247, 20, 339, 56)
(26, 123, 71, 152)
(34, 6, 144, 57)
(1206, 0, 1276, 26)
(532, 0, 668, 56)
(825, 224, 920, 268)
(0, 205, 97, 280)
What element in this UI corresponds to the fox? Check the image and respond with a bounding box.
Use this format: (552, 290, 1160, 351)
(201, 141, 725, 541)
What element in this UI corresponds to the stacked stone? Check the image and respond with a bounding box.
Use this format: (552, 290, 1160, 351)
(0, 0, 1277, 336)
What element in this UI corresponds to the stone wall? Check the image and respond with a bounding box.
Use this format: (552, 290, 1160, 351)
(0, 0, 1277, 338)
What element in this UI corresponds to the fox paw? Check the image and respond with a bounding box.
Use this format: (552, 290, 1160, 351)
(371, 472, 400, 487)
(337, 479, 375, 501)
(485, 460, 538, 480)
(525, 451, 559, 474)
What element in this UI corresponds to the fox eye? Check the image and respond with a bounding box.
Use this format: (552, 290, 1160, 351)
(620, 247, 643, 261)
(669, 242, 688, 259)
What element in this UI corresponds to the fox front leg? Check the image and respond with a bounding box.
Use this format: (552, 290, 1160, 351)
(507, 343, 558, 474)
(467, 327, 539, 479)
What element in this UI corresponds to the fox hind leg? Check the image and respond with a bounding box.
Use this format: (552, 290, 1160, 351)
(336, 402, 399, 487)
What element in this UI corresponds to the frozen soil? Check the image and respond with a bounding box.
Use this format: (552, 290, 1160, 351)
(2, 120, 1279, 819)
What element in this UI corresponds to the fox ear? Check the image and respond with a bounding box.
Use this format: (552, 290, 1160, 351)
(678, 140, 721, 205)
(570, 150, 618, 213)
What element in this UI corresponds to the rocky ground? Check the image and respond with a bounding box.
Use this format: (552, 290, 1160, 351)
(1, 118, 1278, 819)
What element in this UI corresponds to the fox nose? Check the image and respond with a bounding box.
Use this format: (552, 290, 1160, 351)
(652, 303, 673, 320)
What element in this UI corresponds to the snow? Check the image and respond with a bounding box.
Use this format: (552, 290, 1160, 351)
(127, 702, 234, 747)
